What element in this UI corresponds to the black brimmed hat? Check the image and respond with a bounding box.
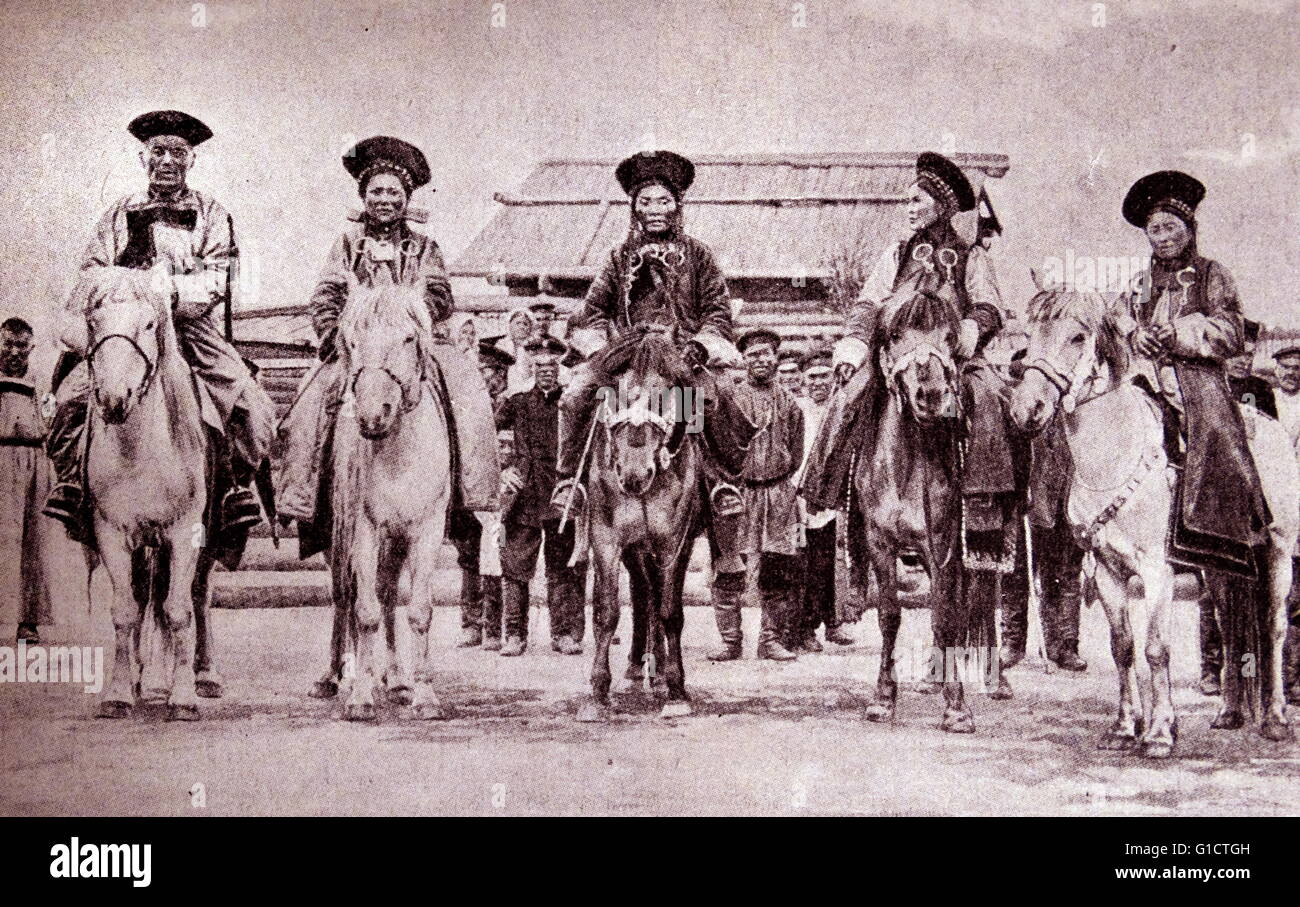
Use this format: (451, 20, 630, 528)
(128, 110, 213, 147)
(524, 336, 568, 358)
(343, 136, 432, 193)
(477, 336, 516, 369)
(615, 150, 696, 199)
(916, 151, 976, 213)
(1123, 170, 1205, 228)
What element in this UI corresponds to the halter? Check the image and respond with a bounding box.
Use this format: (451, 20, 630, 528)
(86, 331, 157, 409)
(1021, 333, 1107, 415)
(600, 383, 684, 490)
(346, 331, 427, 415)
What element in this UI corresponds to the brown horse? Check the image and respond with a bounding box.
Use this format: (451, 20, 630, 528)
(577, 330, 702, 721)
(855, 290, 991, 732)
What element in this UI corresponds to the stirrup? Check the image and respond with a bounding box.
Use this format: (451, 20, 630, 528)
(551, 477, 586, 513)
(710, 482, 744, 518)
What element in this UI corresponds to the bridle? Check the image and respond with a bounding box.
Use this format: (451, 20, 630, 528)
(346, 332, 426, 416)
(1020, 327, 1109, 415)
(601, 386, 684, 492)
(86, 331, 158, 411)
(881, 333, 961, 423)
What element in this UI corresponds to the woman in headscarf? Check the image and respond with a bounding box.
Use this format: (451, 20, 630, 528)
(276, 136, 498, 552)
(801, 151, 1017, 544)
(1116, 170, 1267, 578)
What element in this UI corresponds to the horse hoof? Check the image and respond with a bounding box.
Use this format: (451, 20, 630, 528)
(864, 702, 895, 723)
(308, 678, 339, 700)
(413, 702, 450, 721)
(1141, 739, 1174, 759)
(660, 701, 692, 719)
(916, 681, 941, 695)
(1098, 730, 1139, 751)
(167, 703, 200, 722)
(986, 677, 1013, 701)
(97, 700, 133, 720)
(194, 678, 224, 699)
(577, 701, 609, 723)
(386, 686, 415, 706)
(941, 710, 975, 734)
(1211, 710, 1246, 731)
(343, 702, 376, 722)
(1261, 719, 1294, 742)
(139, 688, 169, 706)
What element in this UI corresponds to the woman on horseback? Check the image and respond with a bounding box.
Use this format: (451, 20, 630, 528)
(277, 136, 498, 550)
(1117, 170, 1268, 577)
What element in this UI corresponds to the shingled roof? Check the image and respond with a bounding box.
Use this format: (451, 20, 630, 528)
(451, 152, 1010, 283)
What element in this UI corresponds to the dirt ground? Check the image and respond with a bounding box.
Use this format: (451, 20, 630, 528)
(3, 568, 1300, 816)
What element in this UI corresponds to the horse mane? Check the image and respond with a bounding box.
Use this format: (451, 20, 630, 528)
(336, 282, 436, 356)
(1026, 287, 1130, 379)
(882, 289, 962, 339)
(623, 329, 692, 387)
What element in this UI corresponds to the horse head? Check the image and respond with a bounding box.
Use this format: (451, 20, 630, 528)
(82, 266, 169, 425)
(1008, 280, 1127, 435)
(879, 289, 962, 425)
(338, 282, 430, 441)
(600, 329, 690, 497)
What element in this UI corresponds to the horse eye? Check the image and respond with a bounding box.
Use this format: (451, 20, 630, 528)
(404, 336, 415, 344)
(1070, 334, 1085, 345)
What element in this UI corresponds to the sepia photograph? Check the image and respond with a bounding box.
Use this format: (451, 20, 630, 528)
(0, 0, 1297, 878)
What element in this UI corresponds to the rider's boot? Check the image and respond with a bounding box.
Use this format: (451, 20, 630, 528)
(458, 570, 484, 647)
(481, 576, 503, 651)
(1047, 585, 1087, 672)
(220, 455, 263, 537)
(43, 397, 90, 543)
(707, 570, 745, 661)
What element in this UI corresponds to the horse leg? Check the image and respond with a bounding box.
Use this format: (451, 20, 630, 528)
(96, 537, 139, 718)
(343, 520, 381, 721)
(192, 549, 224, 698)
(865, 559, 900, 722)
(1262, 547, 1294, 741)
(1094, 562, 1142, 750)
(624, 549, 647, 682)
(407, 533, 448, 719)
(936, 561, 974, 734)
(578, 541, 620, 722)
(137, 547, 171, 705)
(164, 536, 202, 721)
(1138, 562, 1176, 758)
(659, 551, 692, 718)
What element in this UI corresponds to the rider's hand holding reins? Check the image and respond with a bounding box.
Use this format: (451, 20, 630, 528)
(1133, 327, 1167, 359)
(501, 466, 523, 494)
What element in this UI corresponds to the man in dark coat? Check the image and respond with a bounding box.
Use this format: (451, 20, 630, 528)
(497, 336, 587, 656)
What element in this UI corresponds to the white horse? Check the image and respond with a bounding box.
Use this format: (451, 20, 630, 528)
(82, 266, 209, 720)
(1008, 285, 1298, 757)
(331, 282, 452, 721)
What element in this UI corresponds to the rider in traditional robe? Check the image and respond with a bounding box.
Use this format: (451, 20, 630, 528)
(44, 110, 275, 544)
(276, 136, 499, 556)
(551, 150, 753, 534)
(800, 151, 1019, 561)
(1116, 170, 1268, 578)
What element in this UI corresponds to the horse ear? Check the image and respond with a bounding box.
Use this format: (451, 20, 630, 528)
(1029, 267, 1054, 294)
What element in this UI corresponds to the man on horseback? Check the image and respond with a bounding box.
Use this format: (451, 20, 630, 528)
(276, 136, 499, 554)
(552, 150, 754, 586)
(44, 110, 274, 544)
(801, 151, 1020, 572)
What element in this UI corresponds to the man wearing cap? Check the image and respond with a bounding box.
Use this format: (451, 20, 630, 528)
(448, 337, 517, 649)
(776, 349, 804, 398)
(791, 348, 854, 651)
(1, 318, 51, 643)
(717, 328, 804, 661)
(1226, 320, 1275, 419)
(278, 136, 499, 560)
(44, 110, 274, 543)
(553, 150, 754, 580)
(802, 152, 1019, 568)
(1273, 346, 1300, 703)
(496, 336, 587, 656)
